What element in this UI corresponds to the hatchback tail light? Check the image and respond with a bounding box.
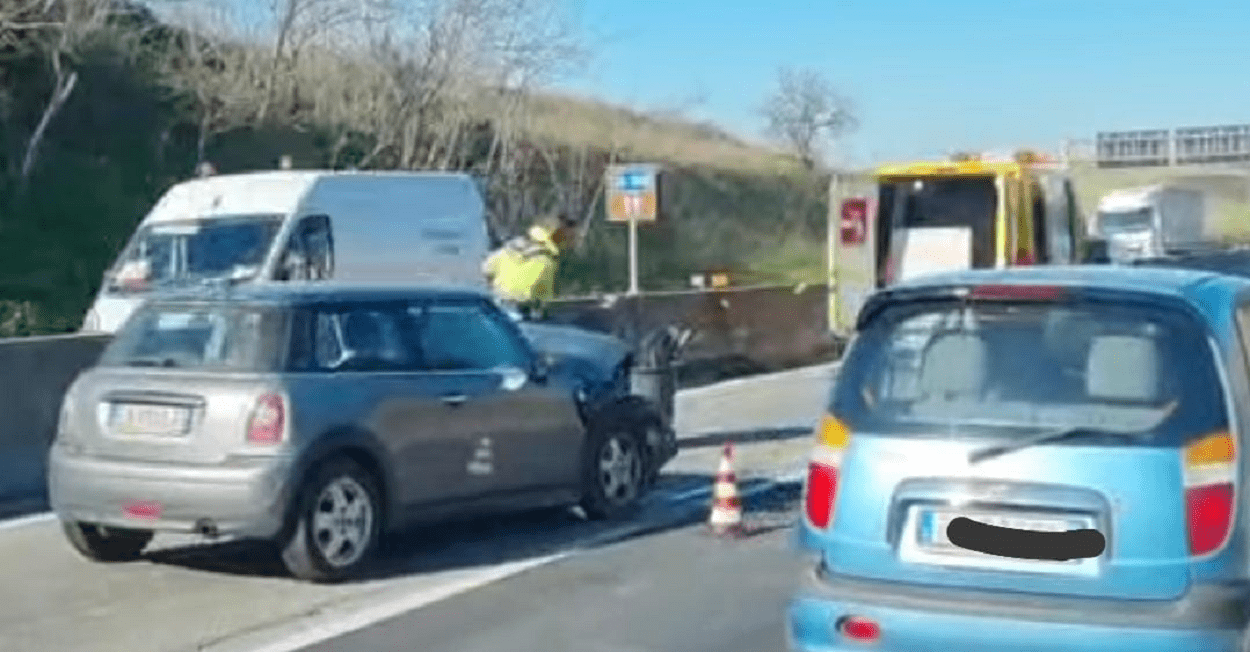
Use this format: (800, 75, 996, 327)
(1183, 431, 1236, 556)
(837, 615, 881, 643)
(804, 414, 851, 529)
(247, 393, 286, 445)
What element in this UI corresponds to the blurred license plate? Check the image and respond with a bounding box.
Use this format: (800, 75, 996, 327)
(920, 510, 1084, 551)
(113, 403, 190, 436)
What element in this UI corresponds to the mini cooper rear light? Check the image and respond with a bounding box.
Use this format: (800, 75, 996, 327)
(804, 414, 851, 529)
(1183, 431, 1236, 556)
(247, 393, 286, 445)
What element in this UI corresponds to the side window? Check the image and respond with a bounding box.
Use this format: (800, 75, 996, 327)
(276, 215, 334, 281)
(308, 304, 414, 371)
(419, 303, 529, 371)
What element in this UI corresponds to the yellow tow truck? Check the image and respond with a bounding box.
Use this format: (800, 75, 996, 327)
(826, 151, 1086, 336)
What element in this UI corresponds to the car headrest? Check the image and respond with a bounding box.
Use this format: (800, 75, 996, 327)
(919, 332, 989, 398)
(1086, 334, 1161, 402)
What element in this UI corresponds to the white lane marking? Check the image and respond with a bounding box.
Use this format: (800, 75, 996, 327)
(0, 511, 54, 531)
(210, 480, 797, 652)
(217, 552, 569, 652)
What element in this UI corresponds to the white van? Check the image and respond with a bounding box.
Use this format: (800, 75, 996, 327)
(82, 170, 492, 333)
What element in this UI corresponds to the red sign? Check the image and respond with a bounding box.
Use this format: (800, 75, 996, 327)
(840, 198, 869, 246)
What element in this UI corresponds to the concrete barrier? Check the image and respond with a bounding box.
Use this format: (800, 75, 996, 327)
(545, 283, 840, 383)
(0, 284, 838, 511)
(0, 333, 111, 503)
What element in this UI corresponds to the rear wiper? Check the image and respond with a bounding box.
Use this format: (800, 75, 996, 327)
(968, 427, 1140, 464)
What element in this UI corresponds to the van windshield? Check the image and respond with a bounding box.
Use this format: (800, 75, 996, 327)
(832, 297, 1226, 445)
(99, 303, 290, 371)
(106, 215, 283, 293)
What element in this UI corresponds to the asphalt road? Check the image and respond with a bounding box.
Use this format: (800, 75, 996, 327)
(0, 363, 833, 652)
(300, 485, 806, 652)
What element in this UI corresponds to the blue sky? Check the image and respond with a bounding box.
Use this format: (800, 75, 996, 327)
(558, 0, 1250, 164)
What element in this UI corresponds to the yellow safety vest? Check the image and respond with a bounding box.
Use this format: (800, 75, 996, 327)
(482, 227, 560, 303)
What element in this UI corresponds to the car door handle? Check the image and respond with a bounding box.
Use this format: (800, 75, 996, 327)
(441, 394, 469, 406)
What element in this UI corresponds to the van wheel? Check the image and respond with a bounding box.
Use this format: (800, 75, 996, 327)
(281, 458, 381, 583)
(61, 521, 152, 562)
(579, 419, 647, 521)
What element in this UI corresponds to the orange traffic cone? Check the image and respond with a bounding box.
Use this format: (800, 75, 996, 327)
(708, 442, 744, 536)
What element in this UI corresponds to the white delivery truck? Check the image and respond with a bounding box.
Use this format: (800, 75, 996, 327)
(82, 170, 492, 333)
(1091, 185, 1209, 263)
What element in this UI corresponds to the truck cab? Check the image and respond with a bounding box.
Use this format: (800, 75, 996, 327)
(1092, 185, 1208, 263)
(827, 152, 1084, 336)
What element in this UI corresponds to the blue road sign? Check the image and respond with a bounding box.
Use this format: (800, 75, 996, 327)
(616, 168, 652, 193)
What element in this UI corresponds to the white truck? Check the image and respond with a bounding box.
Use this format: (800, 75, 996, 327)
(1091, 185, 1209, 263)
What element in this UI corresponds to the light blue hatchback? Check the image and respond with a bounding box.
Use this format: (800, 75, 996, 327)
(789, 265, 1250, 652)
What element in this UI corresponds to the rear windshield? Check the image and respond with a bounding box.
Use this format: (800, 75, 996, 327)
(832, 298, 1228, 445)
(99, 303, 289, 372)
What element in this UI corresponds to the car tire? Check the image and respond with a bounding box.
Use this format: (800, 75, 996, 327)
(280, 457, 382, 583)
(61, 521, 153, 562)
(579, 418, 648, 521)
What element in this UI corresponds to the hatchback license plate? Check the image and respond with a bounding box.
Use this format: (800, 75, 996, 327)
(113, 403, 190, 436)
(920, 510, 1086, 551)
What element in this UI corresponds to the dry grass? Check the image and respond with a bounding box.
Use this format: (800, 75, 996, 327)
(520, 91, 807, 175)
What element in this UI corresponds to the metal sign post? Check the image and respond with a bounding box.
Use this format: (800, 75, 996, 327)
(605, 164, 661, 296)
(625, 195, 641, 295)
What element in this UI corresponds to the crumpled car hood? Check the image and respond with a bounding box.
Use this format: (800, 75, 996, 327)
(519, 322, 631, 380)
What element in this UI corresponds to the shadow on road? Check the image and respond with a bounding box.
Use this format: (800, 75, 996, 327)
(141, 471, 772, 582)
(679, 426, 810, 450)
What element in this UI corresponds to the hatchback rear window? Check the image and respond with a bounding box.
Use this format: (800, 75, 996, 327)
(99, 303, 289, 371)
(833, 297, 1228, 445)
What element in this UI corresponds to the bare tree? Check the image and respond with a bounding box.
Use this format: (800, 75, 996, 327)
(2, 0, 119, 188)
(159, 29, 269, 165)
(760, 66, 855, 170)
(255, 0, 388, 124)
